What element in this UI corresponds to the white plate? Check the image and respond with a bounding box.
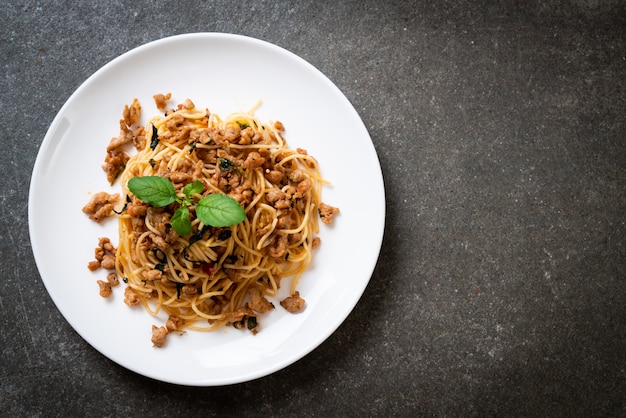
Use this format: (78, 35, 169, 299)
(29, 33, 385, 386)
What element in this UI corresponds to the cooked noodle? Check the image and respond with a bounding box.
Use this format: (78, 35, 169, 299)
(106, 96, 336, 342)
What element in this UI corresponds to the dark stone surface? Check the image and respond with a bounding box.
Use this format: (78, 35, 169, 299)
(2, 1, 624, 416)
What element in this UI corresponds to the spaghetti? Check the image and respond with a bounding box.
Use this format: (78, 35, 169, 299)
(85, 95, 339, 347)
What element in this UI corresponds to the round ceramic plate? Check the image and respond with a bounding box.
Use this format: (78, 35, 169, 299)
(29, 33, 385, 386)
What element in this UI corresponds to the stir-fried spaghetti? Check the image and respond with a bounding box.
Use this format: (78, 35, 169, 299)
(84, 95, 339, 346)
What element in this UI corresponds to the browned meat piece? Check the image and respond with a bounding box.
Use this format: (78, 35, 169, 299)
(87, 237, 117, 272)
(247, 287, 275, 313)
(269, 234, 287, 258)
(239, 127, 262, 145)
(276, 213, 294, 229)
(123, 286, 141, 306)
(102, 149, 130, 184)
(244, 152, 265, 170)
(280, 291, 305, 313)
(165, 115, 185, 132)
(106, 120, 133, 151)
(142, 269, 163, 282)
(153, 93, 172, 111)
(127, 201, 148, 217)
(203, 297, 224, 317)
(103, 99, 144, 156)
(151, 325, 168, 348)
(181, 285, 198, 298)
(318, 202, 340, 224)
(122, 98, 142, 127)
(82, 192, 120, 222)
(224, 306, 255, 324)
(145, 207, 171, 237)
(131, 126, 146, 151)
(288, 232, 302, 245)
(166, 315, 184, 332)
(288, 169, 308, 183)
(265, 189, 285, 203)
(179, 98, 195, 110)
(106, 272, 120, 286)
(100, 254, 115, 270)
(296, 178, 312, 197)
(147, 233, 170, 252)
(264, 168, 285, 185)
(266, 189, 290, 209)
(87, 260, 101, 271)
(223, 123, 241, 143)
(99, 237, 116, 253)
(169, 171, 191, 184)
(97, 280, 112, 298)
(95, 237, 116, 270)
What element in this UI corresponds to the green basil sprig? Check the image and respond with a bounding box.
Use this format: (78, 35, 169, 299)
(127, 176, 177, 207)
(196, 193, 247, 227)
(127, 176, 245, 236)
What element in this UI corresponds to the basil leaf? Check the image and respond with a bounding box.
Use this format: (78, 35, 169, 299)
(219, 157, 236, 171)
(150, 124, 159, 150)
(183, 180, 203, 200)
(196, 194, 246, 227)
(128, 176, 177, 207)
(171, 207, 192, 236)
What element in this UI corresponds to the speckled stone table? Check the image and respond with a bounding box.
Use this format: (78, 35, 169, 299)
(2, 1, 625, 416)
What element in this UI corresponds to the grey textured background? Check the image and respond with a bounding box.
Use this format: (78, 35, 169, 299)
(2, 1, 625, 416)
